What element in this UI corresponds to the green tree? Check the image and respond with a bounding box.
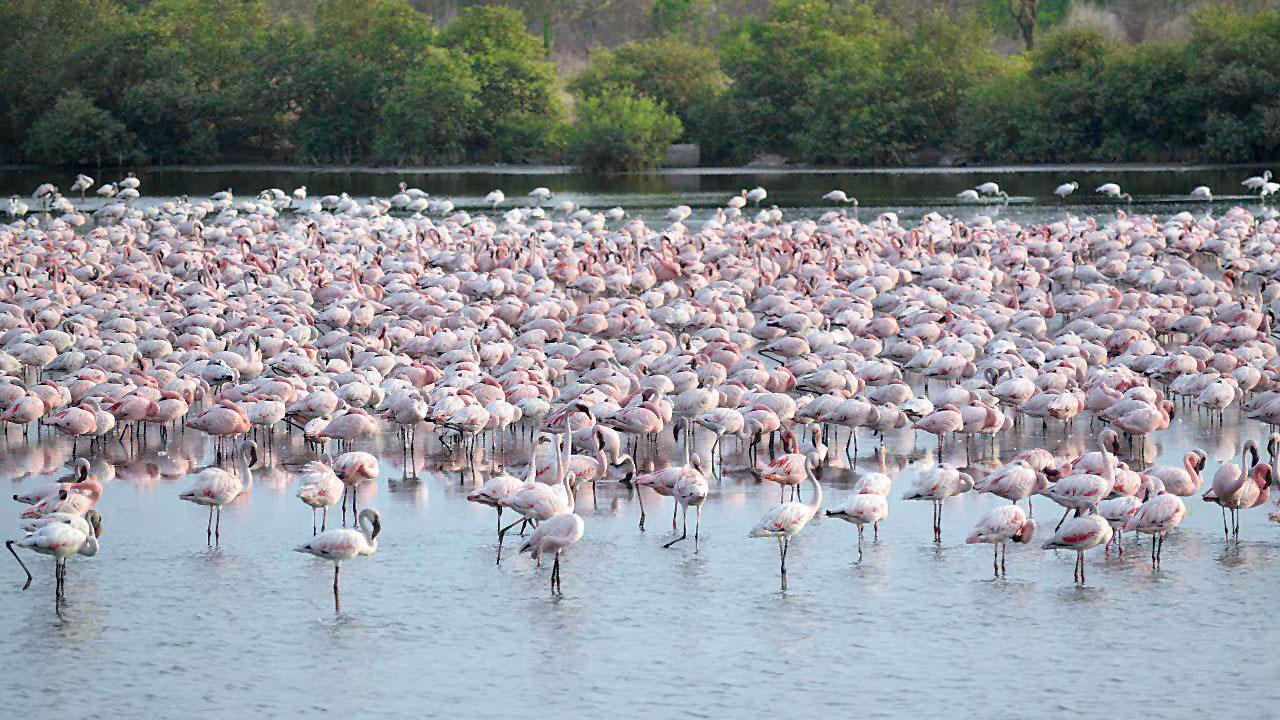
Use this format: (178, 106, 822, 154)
(0, 0, 134, 161)
(291, 0, 434, 162)
(570, 36, 727, 144)
(375, 48, 481, 164)
(441, 7, 564, 157)
(570, 88, 682, 170)
(1182, 7, 1280, 160)
(23, 90, 139, 166)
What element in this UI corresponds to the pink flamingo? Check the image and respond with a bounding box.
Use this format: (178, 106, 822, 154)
(966, 504, 1036, 577)
(1203, 440, 1271, 539)
(297, 461, 343, 534)
(751, 470, 821, 588)
(333, 451, 380, 523)
(902, 464, 974, 542)
(1041, 508, 1113, 584)
(295, 508, 380, 611)
(1124, 478, 1186, 568)
(178, 440, 257, 546)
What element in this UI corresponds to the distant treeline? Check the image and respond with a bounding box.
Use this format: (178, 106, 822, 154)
(3, 0, 1279, 170)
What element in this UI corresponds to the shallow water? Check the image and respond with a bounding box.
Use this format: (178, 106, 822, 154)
(3, 394, 1279, 719)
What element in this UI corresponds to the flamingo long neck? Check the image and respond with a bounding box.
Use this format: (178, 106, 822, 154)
(806, 472, 823, 513)
(235, 448, 254, 489)
(561, 419, 573, 484)
(358, 513, 378, 546)
(525, 447, 539, 483)
(593, 430, 615, 475)
(79, 535, 100, 557)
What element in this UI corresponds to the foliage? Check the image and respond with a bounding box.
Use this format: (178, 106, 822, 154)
(720, 1, 1002, 164)
(441, 6, 565, 156)
(374, 49, 481, 164)
(4, 0, 1280, 168)
(570, 36, 727, 142)
(23, 90, 139, 166)
(569, 88, 683, 170)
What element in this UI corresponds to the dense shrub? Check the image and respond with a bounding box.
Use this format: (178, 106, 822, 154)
(570, 36, 727, 143)
(23, 90, 139, 166)
(441, 7, 565, 157)
(569, 89, 683, 171)
(375, 49, 480, 164)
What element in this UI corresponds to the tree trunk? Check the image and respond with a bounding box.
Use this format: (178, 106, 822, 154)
(1009, 0, 1039, 51)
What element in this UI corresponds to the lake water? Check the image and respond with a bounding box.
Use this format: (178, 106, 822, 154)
(3, 166, 1279, 719)
(4, 403, 1277, 718)
(3, 162, 1277, 225)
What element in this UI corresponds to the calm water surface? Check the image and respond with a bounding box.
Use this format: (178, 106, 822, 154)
(3, 163, 1278, 224)
(3, 170, 1280, 718)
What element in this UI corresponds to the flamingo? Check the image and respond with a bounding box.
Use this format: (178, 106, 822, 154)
(902, 464, 974, 542)
(826, 493, 887, 560)
(295, 508, 380, 611)
(468, 459, 536, 563)
(1054, 181, 1078, 199)
(8, 511, 102, 603)
(1124, 479, 1186, 568)
(1203, 441, 1271, 539)
(297, 461, 343, 534)
(1146, 450, 1205, 497)
(750, 467, 821, 589)
(664, 455, 709, 549)
(334, 451, 380, 523)
(178, 440, 258, 546)
(1041, 508, 1113, 584)
(754, 428, 806, 500)
(966, 505, 1036, 577)
(520, 473, 584, 595)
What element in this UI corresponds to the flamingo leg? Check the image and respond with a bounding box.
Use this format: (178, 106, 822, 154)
(637, 485, 646, 531)
(312, 508, 317, 536)
(215, 506, 222, 546)
(779, 537, 789, 590)
(495, 508, 505, 566)
(498, 517, 524, 543)
(207, 506, 214, 546)
(322, 506, 328, 532)
(333, 563, 340, 612)
(857, 525, 864, 561)
(7, 540, 32, 590)
(1054, 506, 1071, 531)
(663, 506, 689, 548)
(993, 543, 999, 577)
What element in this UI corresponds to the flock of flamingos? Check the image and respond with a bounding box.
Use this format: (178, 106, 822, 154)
(5, 170, 1280, 610)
